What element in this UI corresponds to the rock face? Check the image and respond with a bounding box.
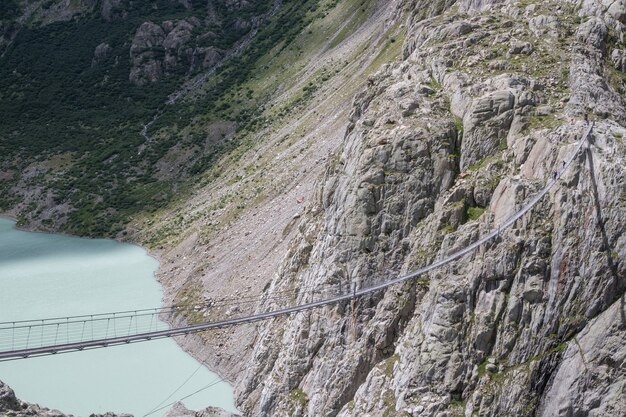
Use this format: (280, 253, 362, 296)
(129, 21, 167, 86)
(233, 1, 626, 416)
(128, 0, 270, 85)
(164, 401, 241, 417)
(537, 296, 626, 416)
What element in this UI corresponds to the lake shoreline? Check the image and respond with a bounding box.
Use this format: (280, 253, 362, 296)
(0, 217, 238, 415)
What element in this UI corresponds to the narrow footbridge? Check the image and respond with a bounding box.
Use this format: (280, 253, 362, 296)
(0, 124, 594, 361)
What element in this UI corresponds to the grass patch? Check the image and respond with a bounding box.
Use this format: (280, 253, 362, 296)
(466, 206, 485, 221)
(384, 354, 400, 377)
(528, 113, 562, 130)
(287, 388, 309, 414)
(441, 223, 456, 233)
(382, 389, 396, 417)
(174, 280, 206, 325)
(467, 155, 502, 171)
(327, 0, 377, 50)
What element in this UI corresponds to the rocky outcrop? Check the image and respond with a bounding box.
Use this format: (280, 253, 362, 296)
(460, 89, 515, 170)
(101, 0, 127, 22)
(129, 21, 167, 86)
(0, 380, 238, 417)
(0, 381, 20, 412)
(127, 0, 270, 85)
(0, 380, 130, 417)
(92, 42, 112, 67)
(234, 1, 626, 416)
(129, 18, 223, 85)
(164, 401, 241, 417)
(537, 295, 626, 417)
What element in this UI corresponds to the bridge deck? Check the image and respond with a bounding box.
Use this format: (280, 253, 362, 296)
(0, 124, 593, 361)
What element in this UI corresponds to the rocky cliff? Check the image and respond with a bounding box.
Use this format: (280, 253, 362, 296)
(1, 0, 625, 416)
(227, 0, 626, 416)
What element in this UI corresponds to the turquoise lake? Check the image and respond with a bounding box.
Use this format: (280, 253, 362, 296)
(0, 218, 236, 416)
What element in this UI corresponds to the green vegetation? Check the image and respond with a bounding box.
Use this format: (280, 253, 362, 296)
(0, 0, 238, 235)
(453, 116, 463, 134)
(467, 155, 503, 172)
(0, 0, 20, 19)
(384, 354, 400, 377)
(1, 0, 403, 237)
(527, 113, 562, 130)
(326, 0, 376, 50)
(0, 0, 346, 236)
(174, 280, 206, 325)
(466, 206, 485, 221)
(450, 396, 466, 417)
(382, 389, 396, 417)
(477, 359, 492, 378)
(441, 223, 456, 233)
(287, 388, 309, 414)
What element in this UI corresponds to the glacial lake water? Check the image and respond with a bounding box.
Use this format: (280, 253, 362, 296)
(0, 218, 236, 416)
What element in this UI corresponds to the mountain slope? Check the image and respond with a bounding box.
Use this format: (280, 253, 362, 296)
(220, 0, 625, 416)
(0, 0, 315, 235)
(140, 0, 408, 385)
(1, 0, 625, 416)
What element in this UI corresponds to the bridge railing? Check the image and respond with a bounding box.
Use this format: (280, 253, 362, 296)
(0, 123, 593, 360)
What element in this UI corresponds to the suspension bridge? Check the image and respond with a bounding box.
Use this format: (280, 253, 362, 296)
(0, 123, 594, 362)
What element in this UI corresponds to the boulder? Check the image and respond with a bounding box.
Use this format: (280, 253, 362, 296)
(508, 41, 534, 55)
(92, 42, 112, 67)
(0, 381, 19, 412)
(611, 48, 626, 72)
(608, 0, 626, 23)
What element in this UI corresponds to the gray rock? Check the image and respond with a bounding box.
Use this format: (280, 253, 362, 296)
(101, 0, 127, 22)
(92, 42, 112, 67)
(508, 41, 534, 55)
(528, 15, 560, 37)
(165, 401, 240, 417)
(576, 17, 608, 51)
(611, 48, 626, 72)
(537, 296, 626, 416)
(460, 90, 514, 170)
(0, 380, 19, 411)
(129, 22, 166, 85)
(233, 3, 626, 417)
(608, 0, 626, 23)
(1, 380, 132, 416)
(197, 46, 224, 70)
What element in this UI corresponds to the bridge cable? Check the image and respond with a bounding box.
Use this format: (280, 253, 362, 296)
(0, 123, 594, 361)
(143, 358, 213, 417)
(142, 375, 228, 417)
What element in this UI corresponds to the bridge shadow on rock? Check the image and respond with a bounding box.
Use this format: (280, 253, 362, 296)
(584, 139, 624, 326)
